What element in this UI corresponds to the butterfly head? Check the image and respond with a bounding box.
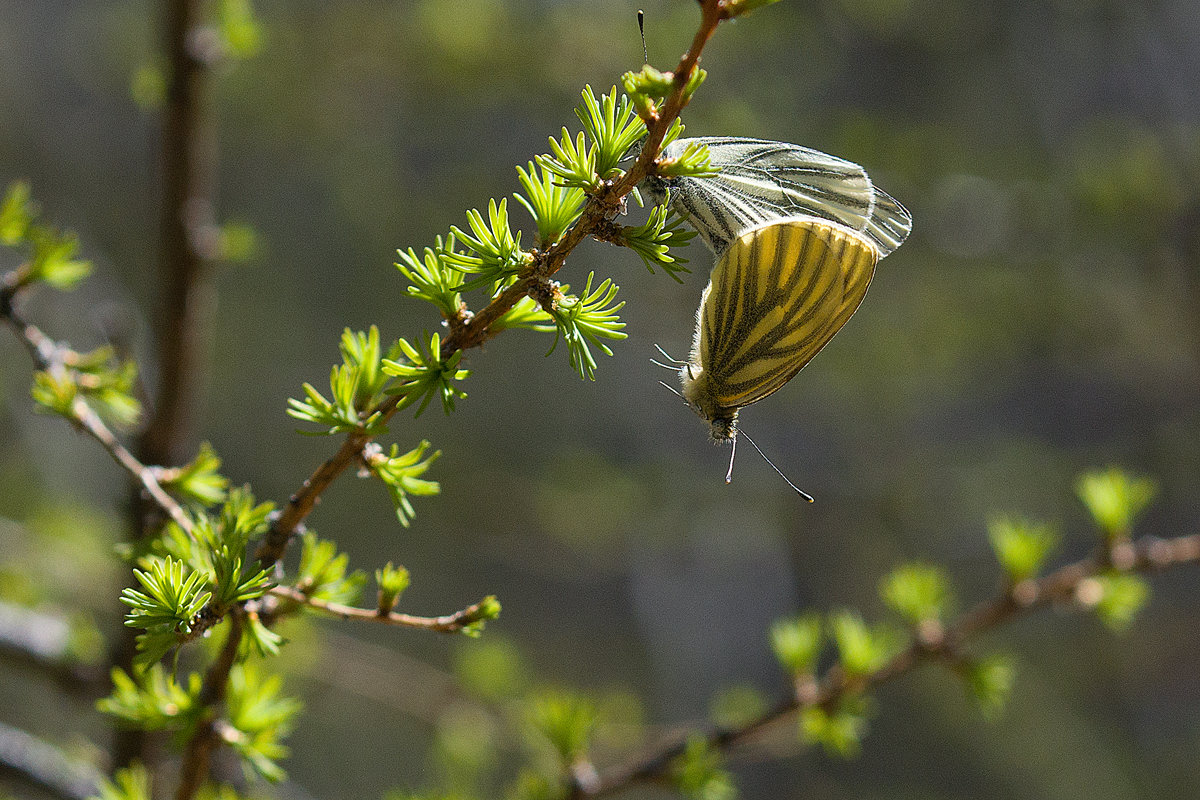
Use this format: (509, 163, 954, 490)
(628, 136, 684, 210)
(642, 173, 670, 208)
(679, 363, 739, 442)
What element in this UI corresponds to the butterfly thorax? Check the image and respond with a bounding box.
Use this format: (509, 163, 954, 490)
(680, 364, 739, 442)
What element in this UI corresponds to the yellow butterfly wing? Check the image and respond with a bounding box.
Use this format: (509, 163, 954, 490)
(693, 217, 879, 412)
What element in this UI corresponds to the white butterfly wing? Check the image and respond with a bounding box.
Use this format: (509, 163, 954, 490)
(648, 137, 912, 258)
(861, 185, 911, 257)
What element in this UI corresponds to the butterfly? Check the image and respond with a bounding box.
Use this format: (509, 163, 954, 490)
(661, 216, 882, 499)
(642, 136, 912, 257)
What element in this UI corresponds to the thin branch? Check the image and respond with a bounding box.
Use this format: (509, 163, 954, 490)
(0, 304, 194, 535)
(268, 586, 495, 633)
(175, 610, 245, 800)
(0, 601, 105, 694)
(579, 532, 1200, 797)
(0, 721, 103, 800)
(119, 0, 220, 770)
(142, 0, 221, 468)
(257, 0, 728, 567)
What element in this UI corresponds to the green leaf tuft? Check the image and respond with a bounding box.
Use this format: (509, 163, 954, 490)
(538, 128, 599, 193)
(287, 326, 397, 434)
(89, 763, 151, 800)
(382, 332, 470, 416)
(960, 654, 1016, 720)
(31, 370, 78, 419)
(396, 234, 465, 318)
(620, 197, 696, 282)
(366, 440, 441, 527)
(514, 161, 586, 246)
(880, 563, 953, 625)
(225, 663, 302, 782)
(0, 180, 34, 245)
(528, 690, 596, 767)
(799, 696, 869, 758)
(540, 273, 627, 380)
(655, 139, 717, 179)
(671, 735, 736, 800)
(621, 66, 706, 120)
(574, 86, 647, 179)
(28, 226, 92, 289)
(987, 516, 1059, 583)
(830, 610, 905, 678)
(1088, 572, 1151, 632)
(460, 595, 502, 638)
(97, 665, 200, 729)
(293, 532, 368, 607)
(769, 613, 823, 676)
(446, 199, 529, 290)
(1076, 467, 1157, 541)
(375, 562, 411, 612)
(161, 441, 230, 509)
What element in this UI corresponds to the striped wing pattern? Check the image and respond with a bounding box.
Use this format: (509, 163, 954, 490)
(692, 218, 879, 412)
(650, 137, 912, 258)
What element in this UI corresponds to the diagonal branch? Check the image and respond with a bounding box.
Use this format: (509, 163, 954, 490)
(0, 303, 194, 534)
(0, 721, 103, 800)
(0, 600, 105, 695)
(257, 0, 729, 567)
(578, 532, 1200, 797)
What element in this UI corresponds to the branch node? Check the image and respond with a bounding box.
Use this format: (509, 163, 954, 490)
(1011, 578, 1038, 607)
(529, 278, 563, 312)
(916, 619, 946, 651)
(1074, 576, 1103, 608)
(569, 759, 601, 795)
(1110, 540, 1137, 571)
(185, 25, 225, 67)
(794, 675, 820, 705)
(359, 442, 384, 476)
(590, 218, 625, 245)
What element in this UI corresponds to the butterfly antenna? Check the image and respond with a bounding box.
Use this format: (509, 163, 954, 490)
(657, 380, 686, 401)
(740, 430, 815, 503)
(653, 343, 688, 365)
(638, 10, 649, 64)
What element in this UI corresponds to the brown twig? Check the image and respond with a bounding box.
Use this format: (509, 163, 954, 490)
(174, 610, 245, 800)
(142, 0, 220, 469)
(257, 0, 729, 567)
(118, 0, 221, 769)
(267, 586, 496, 633)
(577, 532, 1200, 797)
(0, 304, 194, 535)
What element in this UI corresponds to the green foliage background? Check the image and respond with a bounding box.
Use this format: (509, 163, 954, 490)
(1, 1, 1198, 798)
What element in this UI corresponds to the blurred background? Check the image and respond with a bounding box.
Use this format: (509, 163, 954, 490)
(2, 0, 1199, 798)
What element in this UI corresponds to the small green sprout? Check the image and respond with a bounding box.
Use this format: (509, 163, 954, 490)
(1076, 467, 1157, 542)
(769, 613, 823, 676)
(382, 333, 471, 416)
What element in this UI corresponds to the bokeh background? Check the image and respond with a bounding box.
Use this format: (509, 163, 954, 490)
(2, 1, 1199, 798)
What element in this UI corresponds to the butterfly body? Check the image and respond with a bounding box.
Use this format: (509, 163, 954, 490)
(681, 216, 880, 441)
